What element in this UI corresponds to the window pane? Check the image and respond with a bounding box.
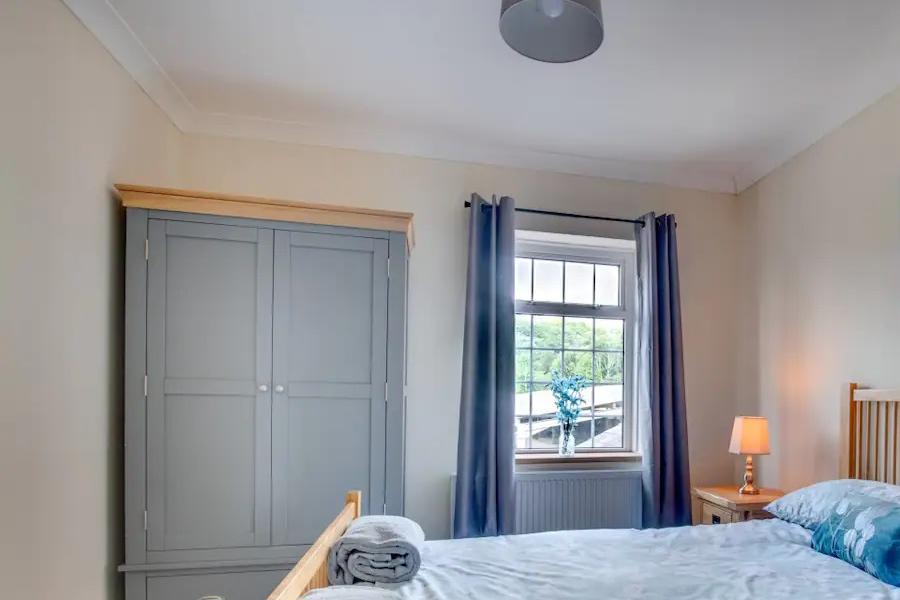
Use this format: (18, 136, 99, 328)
(515, 314, 532, 347)
(533, 260, 563, 302)
(593, 384, 624, 448)
(529, 382, 553, 418)
(563, 350, 593, 381)
(531, 350, 561, 381)
(515, 414, 531, 449)
(577, 407, 595, 449)
(595, 319, 624, 350)
(532, 315, 562, 348)
(594, 351, 624, 383)
(530, 422, 558, 449)
(513, 247, 632, 453)
(515, 349, 531, 381)
(515, 382, 532, 449)
(593, 421, 622, 448)
(515, 258, 532, 301)
(529, 383, 556, 449)
(533, 403, 594, 449)
(563, 317, 592, 349)
(595, 264, 620, 306)
(564, 262, 593, 304)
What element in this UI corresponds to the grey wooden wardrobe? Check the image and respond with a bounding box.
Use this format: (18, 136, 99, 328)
(117, 185, 411, 600)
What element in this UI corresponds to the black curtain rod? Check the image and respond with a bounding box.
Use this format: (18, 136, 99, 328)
(463, 200, 644, 227)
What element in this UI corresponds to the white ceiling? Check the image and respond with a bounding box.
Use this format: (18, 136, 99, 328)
(65, 0, 900, 193)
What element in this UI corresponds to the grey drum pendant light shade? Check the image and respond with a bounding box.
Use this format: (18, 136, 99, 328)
(500, 0, 603, 63)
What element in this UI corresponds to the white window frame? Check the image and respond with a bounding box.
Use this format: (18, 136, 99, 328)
(515, 232, 637, 454)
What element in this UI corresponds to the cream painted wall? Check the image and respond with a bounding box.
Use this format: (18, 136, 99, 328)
(737, 87, 900, 491)
(13, 0, 900, 595)
(178, 134, 744, 538)
(2, 3, 747, 598)
(0, 1, 181, 599)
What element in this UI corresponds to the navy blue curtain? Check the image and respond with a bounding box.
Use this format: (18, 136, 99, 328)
(453, 194, 516, 538)
(634, 213, 691, 528)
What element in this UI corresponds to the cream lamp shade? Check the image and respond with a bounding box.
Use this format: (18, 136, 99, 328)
(729, 416, 770, 455)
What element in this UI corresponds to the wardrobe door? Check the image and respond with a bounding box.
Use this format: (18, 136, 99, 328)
(146, 220, 273, 551)
(271, 231, 388, 546)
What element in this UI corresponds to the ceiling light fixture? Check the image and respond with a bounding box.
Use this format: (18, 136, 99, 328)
(499, 0, 604, 63)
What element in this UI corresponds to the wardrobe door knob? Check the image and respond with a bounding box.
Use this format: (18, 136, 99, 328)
(274, 384, 285, 393)
(258, 384, 269, 392)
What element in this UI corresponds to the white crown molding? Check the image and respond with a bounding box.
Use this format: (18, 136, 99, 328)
(195, 116, 738, 195)
(61, 0, 741, 195)
(191, 111, 739, 194)
(65, 0, 898, 197)
(62, 0, 197, 130)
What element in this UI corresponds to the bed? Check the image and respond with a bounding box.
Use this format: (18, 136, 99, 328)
(269, 383, 900, 599)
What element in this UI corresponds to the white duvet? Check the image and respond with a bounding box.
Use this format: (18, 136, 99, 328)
(382, 519, 900, 599)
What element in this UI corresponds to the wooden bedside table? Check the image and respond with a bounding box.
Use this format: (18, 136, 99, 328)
(691, 486, 784, 525)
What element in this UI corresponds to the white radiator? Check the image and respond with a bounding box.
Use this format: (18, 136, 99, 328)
(450, 469, 643, 536)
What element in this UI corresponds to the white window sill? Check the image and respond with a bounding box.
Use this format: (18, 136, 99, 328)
(515, 451, 641, 466)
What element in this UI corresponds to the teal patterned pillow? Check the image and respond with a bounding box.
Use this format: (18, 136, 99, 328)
(811, 494, 900, 586)
(766, 479, 900, 529)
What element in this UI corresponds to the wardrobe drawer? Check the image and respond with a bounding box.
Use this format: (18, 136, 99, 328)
(147, 569, 288, 600)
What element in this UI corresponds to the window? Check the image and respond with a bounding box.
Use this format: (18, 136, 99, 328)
(514, 232, 636, 453)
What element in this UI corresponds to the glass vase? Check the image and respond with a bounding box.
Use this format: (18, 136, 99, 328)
(559, 421, 576, 456)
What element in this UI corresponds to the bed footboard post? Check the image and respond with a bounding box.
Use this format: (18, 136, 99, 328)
(347, 490, 362, 519)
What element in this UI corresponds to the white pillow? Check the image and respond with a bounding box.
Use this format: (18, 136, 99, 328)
(765, 479, 900, 529)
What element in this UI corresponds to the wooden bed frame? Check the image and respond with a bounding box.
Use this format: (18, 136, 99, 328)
(267, 491, 361, 600)
(847, 383, 900, 483)
(267, 383, 900, 599)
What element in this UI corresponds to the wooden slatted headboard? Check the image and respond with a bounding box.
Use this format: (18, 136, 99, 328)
(848, 383, 900, 483)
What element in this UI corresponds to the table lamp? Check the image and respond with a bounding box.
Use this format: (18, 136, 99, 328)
(729, 416, 770, 495)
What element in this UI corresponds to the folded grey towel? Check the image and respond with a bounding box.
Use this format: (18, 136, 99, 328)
(328, 515, 425, 585)
(302, 585, 399, 599)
